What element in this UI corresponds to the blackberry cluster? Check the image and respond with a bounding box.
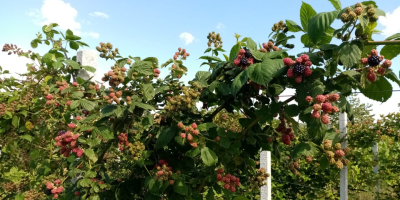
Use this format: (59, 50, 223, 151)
(154, 160, 174, 183)
(44, 189, 52, 195)
(173, 47, 190, 60)
(164, 85, 201, 113)
(289, 161, 301, 175)
(361, 49, 392, 82)
(127, 141, 145, 161)
(323, 139, 350, 169)
(275, 116, 295, 145)
(233, 48, 254, 69)
(118, 133, 129, 151)
(248, 168, 270, 191)
(178, 122, 199, 148)
(271, 20, 287, 32)
(310, 94, 340, 124)
(260, 40, 282, 53)
(207, 31, 223, 48)
(293, 63, 305, 75)
(216, 168, 241, 193)
(96, 42, 119, 59)
(101, 62, 126, 87)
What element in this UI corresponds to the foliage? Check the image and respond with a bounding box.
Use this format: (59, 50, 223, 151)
(0, 0, 400, 199)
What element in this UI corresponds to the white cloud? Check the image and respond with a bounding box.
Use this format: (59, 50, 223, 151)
(89, 12, 109, 19)
(81, 32, 100, 39)
(379, 6, 400, 37)
(216, 23, 226, 30)
(179, 32, 195, 45)
(26, 0, 99, 38)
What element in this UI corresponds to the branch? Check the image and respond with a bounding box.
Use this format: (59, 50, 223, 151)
(365, 40, 400, 46)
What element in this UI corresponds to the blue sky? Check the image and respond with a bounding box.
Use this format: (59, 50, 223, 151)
(1, 0, 400, 117)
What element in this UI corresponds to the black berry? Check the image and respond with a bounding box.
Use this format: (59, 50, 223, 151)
(244, 49, 252, 58)
(45, 189, 52, 195)
(368, 55, 380, 66)
(240, 57, 249, 66)
(58, 130, 66, 136)
(293, 63, 305, 75)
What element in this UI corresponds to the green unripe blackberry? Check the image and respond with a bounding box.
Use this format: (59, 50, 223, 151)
(341, 13, 349, 23)
(367, 8, 376, 16)
(369, 15, 379, 22)
(334, 143, 341, 150)
(348, 11, 357, 21)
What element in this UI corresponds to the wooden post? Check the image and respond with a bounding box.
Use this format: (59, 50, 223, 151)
(260, 151, 271, 200)
(339, 112, 348, 200)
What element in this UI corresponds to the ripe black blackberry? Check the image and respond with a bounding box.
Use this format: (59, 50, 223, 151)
(240, 57, 249, 66)
(368, 55, 380, 66)
(44, 189, 52, 195)
(244, 49, 252, 58)
(293, 63, 305, 75)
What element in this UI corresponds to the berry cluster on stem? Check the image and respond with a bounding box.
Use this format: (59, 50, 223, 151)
(154, 160, 174, 184)
(275, 116, 295, 145)
(55, 130, 84, 157)
(178, 122, 199, 148)
(285, 54, 312, 83)
(233, 48, 254, 69)
(323, 140, 350, 169)
(216, 168, 241, 193)
(118, 133, 129, 151)
(361, 49, 392, 82)
(45, 179, 63, 199)
(308, 93, 340, 124)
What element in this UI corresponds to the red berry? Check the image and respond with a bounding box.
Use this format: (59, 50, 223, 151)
(193, 130, 199, 135)
(45, 94, 53, 100)
(239, 49, 245, 55)
(76, 116, 81, 121)
(230, 187, 236, 192)
(68, 123, 77, 129)
(281, 134, 291, 145)
(377, 67, 385, 75)
(72, 82, 78, 87)
(379, 55, 384, 61)
(154, 68, 161, 74)
(224, 184, 230, 189)
(190, 142, 198, 148)
(328, 94, 340, 102)
(305, 96, 313, 102)
(361, 58, 368, 64)
(283, 57, 293, 66)
(217, 174, 222, 181)
(371, 49, 378, 56)
(267, 137, 273, 143)
(121, 67, 127, 72)
(304, 67, 312, 77)
(233, 58, 241, 66)
(335, 149, 345, 157)
(99, 181, 104, 184)
(321, 103, 332, 113)
(169, 180, 174, 185)
(76, 149, 84, 157)
(56, 186, 63, 193)
(300, 54, 309, 62)
(65, 101, 71, 106)
(215, 136, 220, 142)
(315, 95, 326, 103)
(286, 68, 294, 78)
(53, 194, 59, 199)
(289, 133, 295, 140)
(367, 72, 377, 82)
(217, 168, 224, 174)
(321, 114, 330, 124)
(158, 160, 166, 165)
(382, 59, 392, 68)
(51, 189, 57, 194)
(54, 179, 61, 185)
(177, 122, 185, 129)
(295, 57, 303, 63)
(312, 110, 321, 119)
(46, 182, 53, 190)
(295, 75, 302, 83)
(74, 191, 80, 196)
(187, 134, 193, 141)
(331, 106, 339, 113)
(191, 123, 197, 129)
(180, 133, 186, 139)
(108, 71, 114, 76)
(304, 60, 312, 67)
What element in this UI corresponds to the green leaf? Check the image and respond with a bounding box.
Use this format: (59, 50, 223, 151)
(93, 126, 114, 140)
(268, 84, 284, 96)
(64, 60, 80, 69)
(300, 2, 317, 31)
(19, 135, 33, 142)
(263, 50, 287, 59)
(286, 20, 303, 32)
(285, 104, 300, 117)
(69, 41, 79, 50)
(229, 44, 241, 62)
(12, 115, 19, 128)
(142, 83, 155, 101)
(197, 122, 217, 131)
(204, 48, 212, 53)
(70, 100, 80, 109)
(328, 0, 342, 11)
(185, 147, 201, 157)
(206, 188, 215, 200)
(79, 99, 96, 111)
(101, 104, 117, 117)
(292, 142, 317, 158)
(308, 117, 328, 142)
(384, 69, 400, 87)
(195, 71, 211, 81)
(308, 11, 338, 44)
(82, 65, 96, 73)
(53, 61, 64, 69)
(339, 42, 361, 69)
(133, 60, 153, 75)
(173, 180, 188, 196)
(201, 147, 218, 166)
(248, 59, 284, 86)
(155, 126, 177, 149)
(134, 102, 155, 110)
(233, 196, 250, 200)
(380, 45, 400, 60)
(323, 130, 340, 144)
(358, 15, 369, 30)
(246, 38, 257, 50)
(325, 59, 338, 77)
(31, 39, 38, 48)
(232, 67, 252, 96)
(84, 149, 98, 163)
(199, 56, 222, 62)
(219, 137, 231, 149)
(359, 77, 392, 102)
(385, 33, 400, 40)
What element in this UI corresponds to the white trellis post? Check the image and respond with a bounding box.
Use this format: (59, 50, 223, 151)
(260, 151, 271, 200)
(339, 112, 348, 200)
(372, 142, 379, 199)
(70, 50, 98, 184)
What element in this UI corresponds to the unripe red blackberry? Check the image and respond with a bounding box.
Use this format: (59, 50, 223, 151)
(304, 61, 312, 67)
(229, 187, 236, 192)
(282, 134, 291, 145)
(177, 122, 185, 129)
(328, 93, 340, 102)
(286, 68, 294, 78)
(305, 156, 313, 163)
(321, 114, 330, 124)
(283, 57, 293, 66)
(321, 102, 332, 113)
(295, 75, 302, 83)
(224, 184, 230, 189)
(267, 137, 273, 143)
(312, 110, 320, 119)
(74, 191, 80, 196)
(361, 58, 368, 64)
(355, 7, 363, 15)
(382, 59, 392, 68)
(304, 67, 312, 77)
(305, 96, 313, 102)
(315, 95, 326, 103)
(367, 72, 377, 82)
(331, 106, 339, 113)
(68, 123, 77, 129)
(191, 123, 197, 129)
(295, 57, 303, 63)
(313, 104, 322, 111)
(180, 133, 186, 139)
(377, 67, 385, 75)
(335, 149, 345, 158)
(193, 130, 199, 135)
(169, 180, 174, 185)
(215, 136, 220, 142)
